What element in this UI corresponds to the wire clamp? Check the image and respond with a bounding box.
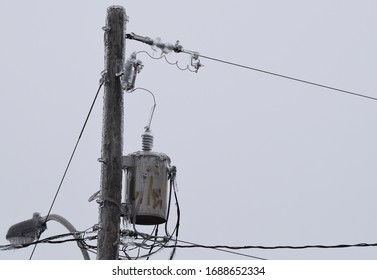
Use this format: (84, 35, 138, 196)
(99, 70, 108, 85)
(121, 229, 137, 238)
(96, 199, 104, 207)
(173, 41, 183, 53)
(102, 25, 111, 32)
(168, 165, 177, 180)
(92, 224, 102, 231)
(191, 52, 203, 72)
(97, 157, 107, 165)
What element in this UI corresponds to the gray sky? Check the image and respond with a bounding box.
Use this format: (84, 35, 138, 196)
(1, 0, 377, 260)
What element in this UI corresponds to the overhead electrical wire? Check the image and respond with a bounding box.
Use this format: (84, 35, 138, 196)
(162, 240, 266, 260)
(10, 35, 376, 260)
(5, 227, 377, 259)
(181, 50, 377, 102)
(126, 33, 377, 102)
(129, 87, 157, 129)
(1, 231, 91, 251)
(164, 239, 377, 250)
(28, 81, 104, 260)
(168, 174, 180, 260)
(146, 225, 159, 260)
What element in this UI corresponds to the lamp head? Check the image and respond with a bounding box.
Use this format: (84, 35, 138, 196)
(6, 213, 47, 245)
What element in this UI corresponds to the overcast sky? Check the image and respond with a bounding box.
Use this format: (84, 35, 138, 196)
(1, 0, 377, 260)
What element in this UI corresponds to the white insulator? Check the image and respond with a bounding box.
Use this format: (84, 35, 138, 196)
(142, 130, 153, 151)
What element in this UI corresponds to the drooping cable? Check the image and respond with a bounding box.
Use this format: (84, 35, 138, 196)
(3, 231, 89, 251)
(164, 176, 174, 237)
(7, 230, 377, 259)
(169, 170, 180, 260)
(129, 87, 157, 129)
(166, 239, 377, 250)
(146, 225, 159, 260)
(164, 239, 267, 260)
(28, 81, 104, 260)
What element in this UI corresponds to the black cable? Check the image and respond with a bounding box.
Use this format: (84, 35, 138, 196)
(0, 244, 13, 250)
(8, 230, 377, 259)
(162, 239, 377, 259)
(2, 232, 86, 251)
(190, 52, 377, 102)
(164, 239, 266, 260)
(39, 238, 85, 245)
(164, 177, 173, 237)
(167, 240, 377, 250)
(121, 226, 177, 260)
(146, 225, 158, 260)
(29, 82, 104, 260)
(169, 178, 180, 260)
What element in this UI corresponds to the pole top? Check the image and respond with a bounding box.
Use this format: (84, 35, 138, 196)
(106, 5, 127, 21)
(107, 5, 126, 12)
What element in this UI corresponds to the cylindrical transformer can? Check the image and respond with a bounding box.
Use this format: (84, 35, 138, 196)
(125, 151, 171, 225)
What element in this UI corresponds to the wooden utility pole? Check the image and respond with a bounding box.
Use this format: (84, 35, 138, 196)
(97, 6, 126, 260)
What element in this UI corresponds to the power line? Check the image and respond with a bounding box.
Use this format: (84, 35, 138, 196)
(165, 240, 267, 260)
(8, 231, 377, 259)
(28, 82, 104, 260)
(166, 240, 377, 251)
(2, 232, 86, 251)
(183, 51, 377, 102)
(127, 32, 377, 100)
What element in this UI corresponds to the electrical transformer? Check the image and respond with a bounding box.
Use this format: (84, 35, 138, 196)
(122, 129, 174, 225)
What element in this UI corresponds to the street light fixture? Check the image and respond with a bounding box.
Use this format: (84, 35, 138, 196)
(6, 213, 90, 260)
(6, 213, 46, 245)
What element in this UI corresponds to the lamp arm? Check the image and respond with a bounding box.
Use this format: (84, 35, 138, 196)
(44, 214, 90, 260)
